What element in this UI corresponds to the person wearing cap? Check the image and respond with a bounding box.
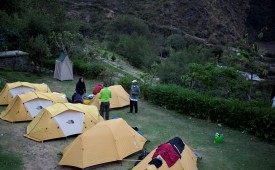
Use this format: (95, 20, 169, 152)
(128, 80, 140, 114)
(99, 82, 112, 120)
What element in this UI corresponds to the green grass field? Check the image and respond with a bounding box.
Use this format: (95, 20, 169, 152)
(0, 70, 275, 170)
(0, 146, 22, 170)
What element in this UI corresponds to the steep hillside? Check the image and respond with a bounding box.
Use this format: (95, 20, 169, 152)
(61, 0, 251, 44)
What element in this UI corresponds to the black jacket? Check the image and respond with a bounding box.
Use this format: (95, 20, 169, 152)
(75, 78, 86, 95)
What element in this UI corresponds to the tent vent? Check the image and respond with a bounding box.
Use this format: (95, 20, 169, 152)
(36, 106, 43, 110)
(67, 120, 74, 124)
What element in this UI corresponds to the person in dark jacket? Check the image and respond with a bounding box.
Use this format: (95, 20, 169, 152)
(128, 80, 140, 114)
(75, 77, 86, 96)
(72, 92, 83, 103)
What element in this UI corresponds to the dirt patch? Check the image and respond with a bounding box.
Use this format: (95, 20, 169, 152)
(0, 121, 75, 170)
(0, 120, 136, 170)
(99, 56, 144, 81)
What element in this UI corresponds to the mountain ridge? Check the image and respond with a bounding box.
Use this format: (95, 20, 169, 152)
(61, 0, 275, 44)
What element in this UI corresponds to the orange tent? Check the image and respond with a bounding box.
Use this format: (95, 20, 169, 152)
(0, 92, 67, 122)
(90, 85, 129, 109)
(59, 118, 147, 169)
(0, 82, 51, 105)
(25, 103, 104, 142)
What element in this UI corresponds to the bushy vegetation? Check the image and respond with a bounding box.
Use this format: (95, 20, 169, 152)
(182, 63, 250, 99)
(116, 34, 158, 68)
(73, 59, 106, 79)
(0, 0, 81, 71)
(166, 34, 186, 51)
(106, 15, 159, 69)
(118, 75, 136, 91)
(157, 45, 213, 85)
(142, 84, 275, 141)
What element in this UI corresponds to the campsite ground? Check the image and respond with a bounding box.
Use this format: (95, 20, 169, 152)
(0, 71, 275, 170)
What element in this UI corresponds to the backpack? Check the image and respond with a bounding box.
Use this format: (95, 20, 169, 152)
(134, 148, 149, 166)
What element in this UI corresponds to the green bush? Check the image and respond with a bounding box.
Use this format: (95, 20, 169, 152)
(84, 63, 106, 79)
(0, 78, 5, 90)
(106, 15, 151, 43)
(118, 75, 135, 91)
(158, 45, 213, 85)
(111, 55, 116, 62)
(116, 34, 158, 68)
(73, 59, 106, 79)
(143, 84, 275, 141)
(166, 34, 186, 50)
(41, 59, 55, 70)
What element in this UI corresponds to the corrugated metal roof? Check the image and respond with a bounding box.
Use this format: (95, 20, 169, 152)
(0, 50, 29, 58)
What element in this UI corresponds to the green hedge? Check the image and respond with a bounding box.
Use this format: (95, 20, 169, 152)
(41, 59, 55, 70)
(143, 84, 275, 141)
(73, 59, 106, 79)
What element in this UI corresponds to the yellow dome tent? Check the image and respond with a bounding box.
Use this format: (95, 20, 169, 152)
(133, 139, 198, 170)
(59, 118, 147, 169)
(25, 103, 104, 142)
(0, 82, 51, 105)
(0, 92, 67, 122)
(90, 85, 129, 109)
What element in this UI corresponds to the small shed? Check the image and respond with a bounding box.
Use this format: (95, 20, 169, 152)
(54, 53, 73, 81)
(0, 50, 29, 70)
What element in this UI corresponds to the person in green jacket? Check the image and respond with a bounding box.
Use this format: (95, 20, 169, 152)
(99, 82, 112, 120)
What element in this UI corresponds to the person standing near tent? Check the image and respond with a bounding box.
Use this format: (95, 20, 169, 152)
(99, 82, 112, 120)
(128, 80, 140, 114)
(75, 77, 86, 97)
(93, 83, 103, 95)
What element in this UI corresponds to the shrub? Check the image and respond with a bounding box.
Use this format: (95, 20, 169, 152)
(0, 78, 5, 90)
(111, 54, 116, 62)
(84, 63, 106, 79)
(166, 34, 186, 50)
(158, 45, 213, 85)
(118, 75, 135, 91)
(143, 84, 275, 141)
(73, 59, 87, 76)
(106, 15, 151, 43)
(73, 59, 106, 79)
(41, 59, 55, 71)
(116, 34, 158, 68)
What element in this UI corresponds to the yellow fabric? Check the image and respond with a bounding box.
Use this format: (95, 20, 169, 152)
(90, 85, 129, 109)
(0, 82, 51, 105)
(25, 103, 104, 142)
(0, 92, 67, 122)
(59, 118, 147, 169)
(83, 99, 90, 105)
(133, 143, 198, 170)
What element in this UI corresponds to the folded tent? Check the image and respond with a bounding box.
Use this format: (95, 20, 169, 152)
(0, 82, 51, 105)
(0, 92, 67, 122)
(59, 118, 147, 169)
(90, 85, 129, 109)
(25, 103, 104, 142)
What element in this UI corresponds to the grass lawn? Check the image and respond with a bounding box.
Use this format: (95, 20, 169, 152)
(0, 146, 22, 170)
(0, 70, 275, 170)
